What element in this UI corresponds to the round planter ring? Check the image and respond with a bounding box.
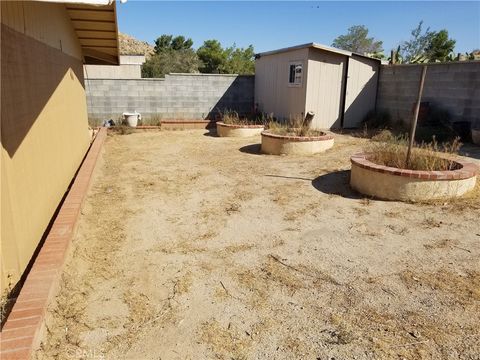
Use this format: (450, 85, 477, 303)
(261, 131, 334, 155)
(216, 122, 265, 137)
(350, 153, 478, 201)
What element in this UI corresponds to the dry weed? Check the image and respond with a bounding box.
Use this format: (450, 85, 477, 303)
(399, 269, 480, 305)
(200, 320, 251, 359)
(267, 120, 326, 137)
(365, 130, 462, 171)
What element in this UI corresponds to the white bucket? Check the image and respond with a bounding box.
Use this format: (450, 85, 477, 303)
(123, 112, 141, 127)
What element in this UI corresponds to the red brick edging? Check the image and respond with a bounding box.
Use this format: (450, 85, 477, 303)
(261, 130, 333, 142)
(351, 152, 478, 180)
(216, 121, 265, 129)
(0, 128, 108, 360)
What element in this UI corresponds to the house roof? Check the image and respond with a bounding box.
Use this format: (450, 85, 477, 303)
(37, 0, 119, 64)
(256, 42, 381, 62)
(63, 1, 119, 65)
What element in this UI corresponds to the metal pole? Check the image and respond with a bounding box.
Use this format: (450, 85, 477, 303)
(406, 65, 427, 167)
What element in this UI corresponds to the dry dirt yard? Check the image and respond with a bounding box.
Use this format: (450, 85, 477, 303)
(35, 130, 480, 360)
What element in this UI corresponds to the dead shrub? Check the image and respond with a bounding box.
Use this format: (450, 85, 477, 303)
(365, 130, 462, 171)
(221, 109, 267, 126)
(267, 117, 326, 137)
(109, 125, 134, 135)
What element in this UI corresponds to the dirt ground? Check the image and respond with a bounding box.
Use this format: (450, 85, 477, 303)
(35, 130, 480, 360)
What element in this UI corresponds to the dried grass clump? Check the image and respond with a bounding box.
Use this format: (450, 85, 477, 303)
(365, 130, 462, 171)
(109, 125, 134, 135)
(267, 117, 326, 137)
(221, 110, 267, 126)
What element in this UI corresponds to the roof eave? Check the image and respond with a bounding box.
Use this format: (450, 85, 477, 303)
(65, 1, 120, 65)
(255, 42, 381, 62)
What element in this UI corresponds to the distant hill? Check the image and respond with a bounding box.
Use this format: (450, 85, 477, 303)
(119, 32, 154, 58)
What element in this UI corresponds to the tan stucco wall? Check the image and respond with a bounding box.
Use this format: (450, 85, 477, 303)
(1, 3, 90, 295)
(84, 64, 142, 79)
(254, 48, 309, 121)
(84, 55, 145, 79)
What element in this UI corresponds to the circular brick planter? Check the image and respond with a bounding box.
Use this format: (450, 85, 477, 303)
(216, 122, 265, 137)
(261, 131, 334, 155)
(350, 153, 478, 201)
(472, 129, 480, 145)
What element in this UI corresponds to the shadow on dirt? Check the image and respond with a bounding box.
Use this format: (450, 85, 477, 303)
(239, 144, 262, 155)
(203, 130, 218, 137)
(311, 170, 362, 199)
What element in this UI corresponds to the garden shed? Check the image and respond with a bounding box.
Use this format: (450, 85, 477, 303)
(255, 43, 381, 129)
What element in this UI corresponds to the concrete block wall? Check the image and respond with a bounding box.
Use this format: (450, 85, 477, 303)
(377, 62, 480, 129)
(85, 73, 254, 123)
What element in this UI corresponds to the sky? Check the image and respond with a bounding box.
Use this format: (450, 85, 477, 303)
(117, 1, 480, 54)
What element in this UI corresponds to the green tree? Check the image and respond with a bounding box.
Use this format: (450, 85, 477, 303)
(154, 34, 194, 53)
(154, 34, 173, 53)
(197, 40, 255, 74)
(332, 25, 383, 54)
(171, 35, 193, 50)
(142, 49, 200, 78)
(144, 34, 199, 77)
(425, 30, 456, 62)
(197, 40, 227, 73)
(400, 21, 434, 63)
(223, 44, 255, 74)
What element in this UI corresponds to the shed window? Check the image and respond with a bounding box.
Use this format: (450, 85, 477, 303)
(288, 63, 303, 86)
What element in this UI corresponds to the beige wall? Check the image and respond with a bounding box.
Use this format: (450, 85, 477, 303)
(305, 48, 347, 129)
(84, 55, 145, 79)
(343, 55, 379, 128)
(84, 64, 141, 79)
(254, 48, 309, 121)
(1, 2, 91, 294)
(1, 1, 82, 60)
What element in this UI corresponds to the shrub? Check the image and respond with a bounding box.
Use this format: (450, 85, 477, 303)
(267, 118, 326, 137)
(363, 110, 392, 129)
(365, 130, 461, 171)
(220, 110, 268, 126)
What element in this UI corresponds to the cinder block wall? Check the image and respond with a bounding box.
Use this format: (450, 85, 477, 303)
(377, 62, 480, 128)
(85, 73, 255, 123)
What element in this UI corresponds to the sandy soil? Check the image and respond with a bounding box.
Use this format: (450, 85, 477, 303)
(35, 130, 480, 360)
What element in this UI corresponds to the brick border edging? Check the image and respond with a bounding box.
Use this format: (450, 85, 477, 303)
(0, 128, 108, 360)
(351, 152, 479, 180)
(261, 130, 333, 142)
(216, 121, 265, 129)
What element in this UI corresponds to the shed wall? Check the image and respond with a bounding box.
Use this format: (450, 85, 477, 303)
(305, 48, 347, 129)
(1, 2, 90, 295)
(343, 55, 379, 128)
(254, 48, 309, 121)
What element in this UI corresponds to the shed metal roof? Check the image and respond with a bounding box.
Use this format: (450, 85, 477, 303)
(256, 43, 381, 62)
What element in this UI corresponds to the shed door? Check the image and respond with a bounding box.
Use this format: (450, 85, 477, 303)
(343, 55, 379, 128)
(305, 50, 346, 129)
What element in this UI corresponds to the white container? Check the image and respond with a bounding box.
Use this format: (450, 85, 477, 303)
(123, 112, 141, 127)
